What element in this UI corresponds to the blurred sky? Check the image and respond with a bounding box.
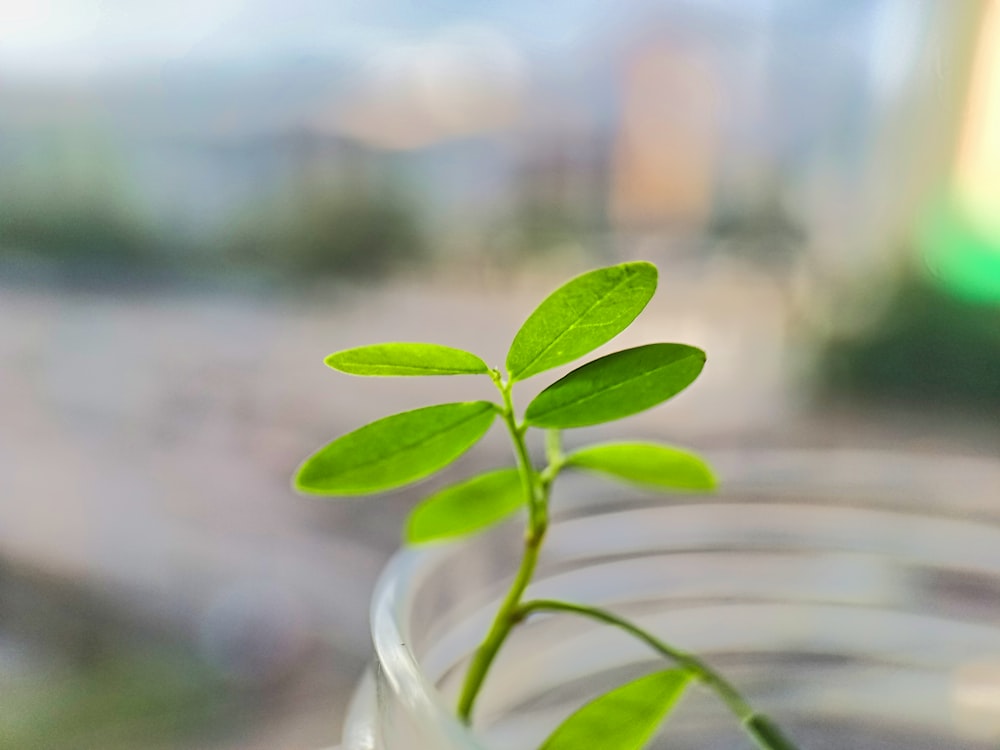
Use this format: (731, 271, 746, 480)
(0, 0, 618, 75)
(0, 0, 914, 81)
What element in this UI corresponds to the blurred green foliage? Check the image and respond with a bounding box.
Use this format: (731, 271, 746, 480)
(708, 185, 805, 270)
(1, 649, 226, 750)
(504, 198, 589, 258)
(0, 199, 155, 273)
(0, 134, 166, 283)
(0, 558, 258, 750)
(816, 273, 1000, 412)
(920, 197, 1000, 304)
(0, 172, 428, 284)
(225, 186, 428, 280)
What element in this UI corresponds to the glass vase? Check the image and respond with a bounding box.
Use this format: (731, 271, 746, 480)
(337, 449, 1000, 749)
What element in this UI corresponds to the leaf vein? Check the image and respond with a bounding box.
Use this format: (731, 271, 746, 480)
(533, 354, 699, 420)
(516, 267, 639, 377)
(337, 407, 491, 480)
(356, 363, 482, 373)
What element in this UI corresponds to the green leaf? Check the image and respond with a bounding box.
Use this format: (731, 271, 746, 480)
(294, 402, 496, 495)
(566, 442, 716, 491)
(405, 468, 526, 544)
(325, 343, 489, 376)
(506, 262, 658, 382)
(539, 669, 692, 750)
(524, 344, 705, 428)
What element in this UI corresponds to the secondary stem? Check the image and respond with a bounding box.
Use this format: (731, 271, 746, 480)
(456, 378, 548, 723)
(514, 599, 752, 719)
(513, 599, 801, 750)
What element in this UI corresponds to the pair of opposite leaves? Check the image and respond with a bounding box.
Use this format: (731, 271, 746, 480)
(294, 261, 715, 543)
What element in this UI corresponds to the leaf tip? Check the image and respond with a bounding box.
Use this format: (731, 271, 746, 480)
(291, 467, 321, 496)
(628, 258, 659, 278)
(402, 519, 423, 545)
(322, 351, 344, 370)
(403, 505, 440, 546)
(291, 456, 336, 497)
(691, 467, 719, 492)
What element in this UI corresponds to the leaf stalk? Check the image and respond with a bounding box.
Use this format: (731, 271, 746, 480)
(513, 599, 800, 750)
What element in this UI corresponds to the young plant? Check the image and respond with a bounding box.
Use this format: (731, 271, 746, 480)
(294, 262, 800, 750)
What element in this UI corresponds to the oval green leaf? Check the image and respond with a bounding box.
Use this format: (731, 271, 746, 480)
(539, 668, 692, 750)
(566, 442, 716, 491)
(405, 468, 526, 544)
(524, 344, 705, 428)
(294, 401, 497, 495)
(506, 262, 657, 382)
(325, 343, 489, 376)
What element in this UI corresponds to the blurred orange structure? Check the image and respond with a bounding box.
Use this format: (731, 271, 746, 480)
(611, 34, 720, 231)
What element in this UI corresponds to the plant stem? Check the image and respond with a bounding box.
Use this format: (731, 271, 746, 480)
(455, 529, 543, 721)
(514, 600, 801, 750)
(514, 599, 752, 719)
(457, 378, 548, 723)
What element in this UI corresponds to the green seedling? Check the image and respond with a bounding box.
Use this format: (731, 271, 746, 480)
(295, 261, 800, 750)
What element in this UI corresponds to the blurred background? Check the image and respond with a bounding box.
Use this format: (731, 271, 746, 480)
(2, 0, 1000, 748)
